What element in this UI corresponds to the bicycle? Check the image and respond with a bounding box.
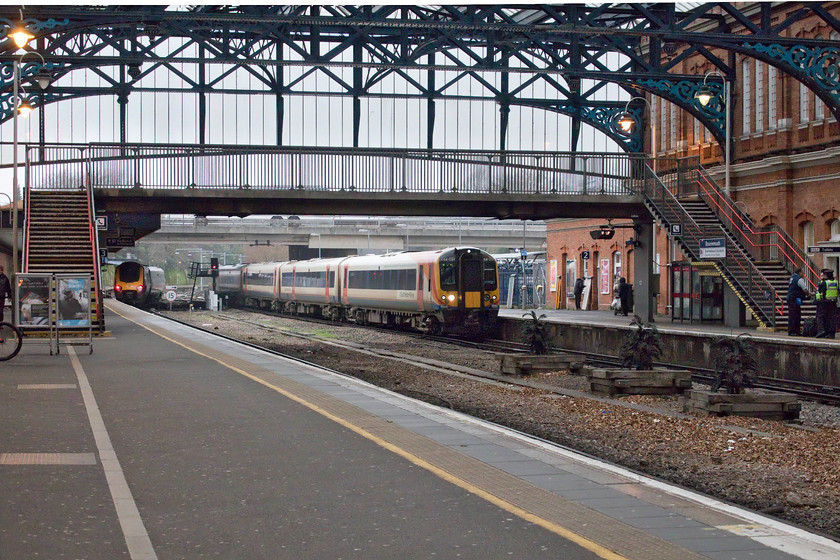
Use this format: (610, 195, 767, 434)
(0, 321, 23, 361)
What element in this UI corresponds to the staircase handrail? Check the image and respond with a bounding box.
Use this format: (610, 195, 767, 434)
(692, 167, 820, 290)
(84, 158, 103, 329)
(641, 165, 781, 328)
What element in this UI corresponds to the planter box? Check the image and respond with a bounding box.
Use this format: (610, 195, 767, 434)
(684, 389, 801, 421)
(587, 368, 692, 396)
(499, 353, 582, 375)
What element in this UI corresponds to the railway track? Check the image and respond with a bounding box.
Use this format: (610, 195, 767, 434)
(163, 307, 840, 407)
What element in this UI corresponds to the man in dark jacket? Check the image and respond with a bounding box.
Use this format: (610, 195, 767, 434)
(0, 265, 11, 323)
(617, 277, 632, 316)
(573, 277, 584, 310)
(786, 267, 810, 336)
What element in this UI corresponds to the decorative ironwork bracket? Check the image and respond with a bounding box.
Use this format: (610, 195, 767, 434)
(631, 78, 727, 146)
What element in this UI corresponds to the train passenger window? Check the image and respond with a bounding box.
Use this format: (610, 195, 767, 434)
(330, 271, 335, 288)
(418, 267, 424, 291)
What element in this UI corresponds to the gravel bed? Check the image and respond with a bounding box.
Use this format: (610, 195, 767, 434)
(165, 309, 840, 540)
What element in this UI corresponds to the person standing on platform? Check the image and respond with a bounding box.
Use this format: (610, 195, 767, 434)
(573, 277, 584, 310)
(786, 267, 810, 336)
(0, 265, 11, 323)
(617, 276, 632, 316)
(815, 269, 838, 339)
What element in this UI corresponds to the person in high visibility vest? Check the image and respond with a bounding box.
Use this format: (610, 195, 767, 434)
(815, 269, 838, 339)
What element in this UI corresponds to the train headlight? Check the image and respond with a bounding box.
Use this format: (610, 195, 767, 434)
(114, 285, 122, 292)
(483, 294, 490, 301)
(137, 285, 144, 292)
(491, 295, 498, 301)
(447, 294, 455, 302)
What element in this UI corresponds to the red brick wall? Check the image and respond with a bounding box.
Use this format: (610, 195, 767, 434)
(546, 219, 678, 314)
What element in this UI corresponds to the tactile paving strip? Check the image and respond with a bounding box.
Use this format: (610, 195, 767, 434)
(0, 453, 97, 465)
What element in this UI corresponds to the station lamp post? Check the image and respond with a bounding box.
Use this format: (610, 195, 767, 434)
(11, 28, 49, 278)
(694, 70, 731, 195)
(617, 96, 656, 175)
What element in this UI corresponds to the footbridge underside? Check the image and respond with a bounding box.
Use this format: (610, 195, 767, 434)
(94, 188, 645, 221)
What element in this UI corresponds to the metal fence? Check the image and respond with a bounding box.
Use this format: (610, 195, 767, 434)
(25, 144, 646, 196)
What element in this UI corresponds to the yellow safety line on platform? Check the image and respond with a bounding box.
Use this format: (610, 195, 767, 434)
(111, 306, 627, 560)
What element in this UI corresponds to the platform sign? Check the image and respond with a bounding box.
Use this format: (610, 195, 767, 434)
(807, 246, 840, 254)
(106, 236, 135, 248)
(580, 250, 591, 260)
(699, 238, 726, 259)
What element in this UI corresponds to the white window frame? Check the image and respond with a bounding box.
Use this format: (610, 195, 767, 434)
(755, 61, 764, 132)
(803, 221, 815, 250)
(768, 65, 777, 129)
(742, 58, 751, 134)
(800, 81, 810, 124)
(669, 102, 676, 148)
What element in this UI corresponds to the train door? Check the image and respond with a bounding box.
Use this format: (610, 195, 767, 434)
(458, 251, 484, 311)
(417, 264, 425, 310)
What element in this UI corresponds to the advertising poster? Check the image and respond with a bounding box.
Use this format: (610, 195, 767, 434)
(600, 259, 611, 294)
(16, 275, 51, 328)
(57, 276, 91, 328)
(548, 260, 558, 292)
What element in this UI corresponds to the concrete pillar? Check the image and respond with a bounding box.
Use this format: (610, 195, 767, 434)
(633, 219, 655, 323)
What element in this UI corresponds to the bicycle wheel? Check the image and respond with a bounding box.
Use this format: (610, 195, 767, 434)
(0, 322, 23, 361)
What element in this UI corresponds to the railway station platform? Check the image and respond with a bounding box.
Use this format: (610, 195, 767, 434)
(497, 308, 840, 387)
(1, 300, 839, 560)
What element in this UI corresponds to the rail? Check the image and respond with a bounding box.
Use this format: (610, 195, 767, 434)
(24, 143, 645, 196)
(640, 161, 780, 328)
(691, 167, 820, 290)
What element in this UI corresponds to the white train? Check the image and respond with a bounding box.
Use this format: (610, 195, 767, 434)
(217, 247, 500, 335)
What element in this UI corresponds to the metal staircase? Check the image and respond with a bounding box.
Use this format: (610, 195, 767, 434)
(641, 158, 820, 331)
(24, 185, 104, 331)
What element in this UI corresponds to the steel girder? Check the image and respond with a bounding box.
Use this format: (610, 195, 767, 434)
(2, 4, 840, 153)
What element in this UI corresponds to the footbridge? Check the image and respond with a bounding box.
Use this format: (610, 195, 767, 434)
(28, 144, 648, 220)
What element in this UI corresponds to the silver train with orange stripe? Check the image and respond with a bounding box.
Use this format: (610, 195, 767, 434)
(218, 247, 500, 335)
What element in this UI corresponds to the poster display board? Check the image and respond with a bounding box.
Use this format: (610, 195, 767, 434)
(57, 276, 91, 328)
(55, 274, 93, 354)
(15, 274, 52, 329)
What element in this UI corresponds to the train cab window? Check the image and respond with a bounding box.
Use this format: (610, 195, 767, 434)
(440, 261, 457, 289)
(119, 262, 143, 282)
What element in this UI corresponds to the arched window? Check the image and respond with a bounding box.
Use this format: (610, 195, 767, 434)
(802, 221, 815, 249)
(831, 218, 840, 238)
(613, 251, 622, 288)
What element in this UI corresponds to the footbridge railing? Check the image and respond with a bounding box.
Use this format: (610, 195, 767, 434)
(24, 144, 646, 196)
